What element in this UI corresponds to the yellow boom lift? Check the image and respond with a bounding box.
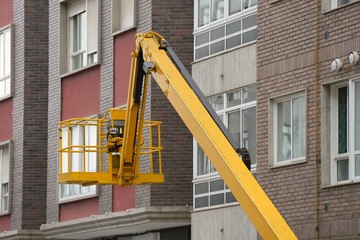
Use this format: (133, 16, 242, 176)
(58, 32, 297, 239)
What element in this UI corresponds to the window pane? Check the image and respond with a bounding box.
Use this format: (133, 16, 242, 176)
(242, 15, 257, 30)
(85, 125, 97, 172)
(195, 32, 209, 46)
(227, 89, 241, 107)
(61, 128, 69, 173)
(355, 82, 360, 151)
(229, 0, 241, 15)
(242, 29, 257, 44)
(209, 94, 223, 110)
(226, 20, 242, 35)
(0, 33, 3, 77)
(243, 107, 256, 165)
(228, 110, 241, 144)
(197, 144, 209, 175)
(338, 86, 348, 154)
(195, 182, 209, 194)
(195, 196, 209, 208)
(71, 126, 83, 172)
(210, 26, 225, 41)
(337, 159, 349, 181)
(199, 0, 210, 27)
(210, 40, 224, 55)
(243, 0, 256, 9)
(292, 96, 306, 159)
(211, 0, 224, 21)
(0, 80, 5, 98)
(210, 193, 224, 206)
(242, 85, 257, 103)
(226, 192, 236, 203)
(195, 45, 209, 60)
(2, 183, 9, 212)
(277, 100, 291, 161)
(4, 30, 10, 76)
(355, 154, 360, 177)
(210, 179, 224, 192)
(226, 34, 241, 49)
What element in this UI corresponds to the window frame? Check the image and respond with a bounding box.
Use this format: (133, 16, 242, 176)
(111, 0, 137, 35)
(0, 25, 13, 101)
(322, 0, 359, 12)
(193, 86, 257, 210)
(59, 0, 100, 75)
(329, 78, 360, 185)
(194, 0, 257, 61)
(58, 122, 99, 203)
(0, 141, 11, 215)
(270, 90, 307, 167)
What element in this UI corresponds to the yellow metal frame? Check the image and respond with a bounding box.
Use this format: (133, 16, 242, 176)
(58, 108, 164, 186)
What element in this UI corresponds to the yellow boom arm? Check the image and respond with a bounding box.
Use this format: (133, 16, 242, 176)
(131, 32, 297, 240)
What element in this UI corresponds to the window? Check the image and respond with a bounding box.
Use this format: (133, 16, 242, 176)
(331, 0, 358, 8)
(0, 26, 11, 100)
(272, 92, 306, 165)
(329, 79, 360, 184)
(0, 142, 10, 215)
(193, 86, 256, 209)
(194, 0, 257, 60)
(59, 125, 98, 202)
(60, 0, 99, 74)
(112, 0, 136, 33)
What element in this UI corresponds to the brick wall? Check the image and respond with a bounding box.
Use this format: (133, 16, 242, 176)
(47, 1, 61, 224)
(257, 0, 360, 239)
(11, 0, 49, 230)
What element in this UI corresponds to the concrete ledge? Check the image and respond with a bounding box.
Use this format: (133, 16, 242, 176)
(0, 230, 45, 240)
(40, 206, 191, 239)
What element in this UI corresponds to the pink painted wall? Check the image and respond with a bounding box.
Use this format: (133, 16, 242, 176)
(59, 197, 99, 222)
(0, 0, 13, 27)
(114, 29, 136, 107)
(0, 215, 10, 232)
(0, 98, 12, 142)
(112, 185, 135, 212)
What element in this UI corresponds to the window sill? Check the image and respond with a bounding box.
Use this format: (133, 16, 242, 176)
(0, 94, 13, 102)
(58, 192, 98, 204)
(0, 212, 10, 216)
(270, 158, 306, 169)
(322, 179, 360, 189)
(112, 26, 136, 37)
(191, 202, 239, 213)
(59, 63, 100, 79)
(269, 0, 282, 4)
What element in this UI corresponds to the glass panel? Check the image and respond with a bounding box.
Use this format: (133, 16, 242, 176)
(242, 29, 257, 44)
(199, 0, 210, 27)
(242, 85, 257, 103)
(226, 34, 242, 49)
(211, 0, 224, 21)
(338, 0, 352, 6)
(1, 183, 8, 212)
(0, 80, 4, 98)
(226, 20, 242, 35)
(355, 154, 360, 177)
(243, 0, 256, 9)
(72, 53, 83, 70)
(210, 179, 224, 192)
(229, 0, 241, 15)
(61, 128, 69, 173)
(85, 125, 97, 172)
(227, 89, 241, 107)
(226, 192, 236, 203)
(228, 110, 241, 144)
(195, 182, 209, 194)
(5, 78, 10, 96)
(338, 86, 348, 154)
(355, 82, 360, 151)
(243, 107, 256, 165)
(71, 126, 83, 172)
(210, 193, 224, 206)
(197, 144, 209, 175)
(195, 32, 209, 46)
(210, 40, 224, 55)
(292, 96, 306, 159)
(195, 196, 209, 208)
(209, 94, 223, 110)
(4, 30, 10, 76)
(242, 14, 257, 30)
(195, 46, 209, 60)
(210, 26, 225, 41)
(277, 100, 291, 161)
(337, 159, 349, 181)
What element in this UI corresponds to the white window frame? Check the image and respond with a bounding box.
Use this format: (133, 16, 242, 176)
(58, 124, 98, 203)
(0, 25, 12, 101)
(272, 91, 307, 167)
(0, 141, 11, 215)
(330, 0, 359, 9)
(330, 78, 360, 185)
(193, 86, 256, 210)
(59, 0, 100, 74)
(194, 0, 257, 61)
(111, 0, 136, 35)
